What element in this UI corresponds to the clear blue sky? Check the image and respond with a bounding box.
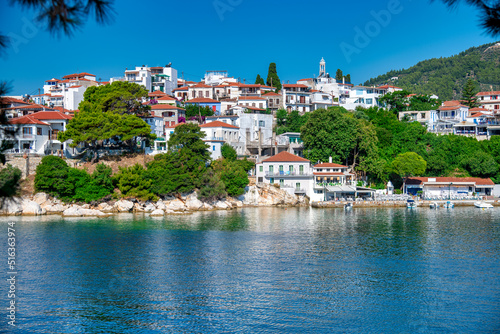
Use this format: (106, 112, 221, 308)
(0, 0, 497, 95)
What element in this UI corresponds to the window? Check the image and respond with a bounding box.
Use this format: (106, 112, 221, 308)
(259, 120, 265, 127)
(269, 165, 274, 173)
(37, 127, 42, 135)
(367, 89, 373, 94)
(279, 165, 284, 172)
(213, 145, 216, 151)
(192, 91, 195, 98)
(421, 113, 425, 118)
(300, 96, 305, 103)
(279, 179, 284, 186)
(259, 103, 263, 108)
(289, 165, 293, 172)
(205, 91, 209, 97)
(259, 166, 263, 172)
(258, 177, 263, 183)
(296, 182, 300, 189)
(366, 98, 373, 104)
(270, 178, 274, 184)
(198, 91, 202, 97)
(299, 165, 304, 175)
(23, 127, 32, 135)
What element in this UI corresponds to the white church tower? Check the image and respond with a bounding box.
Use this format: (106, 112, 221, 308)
(319, 57, 326, 77)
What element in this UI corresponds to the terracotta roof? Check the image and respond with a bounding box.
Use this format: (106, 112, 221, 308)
(406, 177, 494, 186)
(238, 96, 266, 100)
(148, 91, 167, 97)
(298, 78, 313, 81)
(442, 100, 462, 106)
(68, 85, 82, 88)
(150, 104, 185, 110)
(0, 97, 28, 104)
(470, 107, 489, 112)
(31, 111, 72, 120)
(239, 84, 273, 89)
(157, 95, 177, 101)
(283, 84, 309, 89)
(200, 120, 239, 129)
(192, 83, 212, 88)
(50, 106, 72, 114)
(173, 86, 189, 91)
(263, 92, 281, 96)
(45, 78, 60, 82)
(314, 163, 348, 168)
(6, 104, 45, 110)
(185, 98, 219, 103)
(242, 106, 266, 111)
(469, 112, 486, 117)
(8, 115, 49, 126)
(377, 85, 402, 89)
(477, 91, 500, 96)
(166, 122, 187, 129)
(262, 151, 310, 163)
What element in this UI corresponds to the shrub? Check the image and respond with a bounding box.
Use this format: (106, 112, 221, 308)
(211, 159, 249, 197)
(221, 143, 237, 161)
(0, 164, 22, 197)
(113, 164, 157, 201)
(34, 156, 73, 198)
(198, 168, 226, 202)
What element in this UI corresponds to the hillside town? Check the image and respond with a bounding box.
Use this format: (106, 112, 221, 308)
(1, 58, 499, 202)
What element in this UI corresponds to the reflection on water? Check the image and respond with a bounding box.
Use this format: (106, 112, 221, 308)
(1, 207, 500, 333)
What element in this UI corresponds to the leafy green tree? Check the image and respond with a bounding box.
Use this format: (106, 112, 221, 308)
(113, 164, 157, 201)
(221, 143, 237, 161)
(72, 163, 114, 202)
(212, 159, 249, 197)
(461, 151, 498, 178)
(276, 109, 287, 127)
(255, 74, 265, 85)
(345, 74, 351, 83)
(198, 168, 227, 202)
(461, 78, 480, 108)
(379, 90, 412, 112)
(0, 164, 22, 197)
(34, 156, 73, 198)
(266, 63, 282, 91)
(391, 152, 427, 188)
(335, 69, 343, 82)
(168, 123, 210, 161)
(184, 105, 214, 118)
(408, 95, 441, 111)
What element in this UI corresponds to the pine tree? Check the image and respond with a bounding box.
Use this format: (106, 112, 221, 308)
(461, 78, 480, 108)
(335, 69, 343, 82)
(255, 74, 265, 85)
(266, 63, 282, 91)
(345, 74, 351, 83)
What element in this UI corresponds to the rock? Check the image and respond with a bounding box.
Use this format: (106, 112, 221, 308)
(202, 203, 213, 211)
(0, 197, 23, 215)
(63, 206, 106, 217)
(150, 209, 164, 216)
(156, 200, 166, 211)
(33, 193, 49, 205)
(165, 209, 175, 214)
(97, 202, 114, 212)
(81, 204, 90, 209)
(144, 203, 156, 212)
(185, 193, 203, 210)
(44, 203, 68, 213)
(214, 201, 229, 210)
(134, 203, 145, 212)
(115, 200, 134, 212)
(166, 198, 186, 211)
(21, 199, 46, 215)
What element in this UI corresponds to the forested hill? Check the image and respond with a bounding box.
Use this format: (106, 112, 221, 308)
(364, 42, 500, 101)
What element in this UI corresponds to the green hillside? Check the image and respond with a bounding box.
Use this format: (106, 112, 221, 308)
(364, 42, 500, 101)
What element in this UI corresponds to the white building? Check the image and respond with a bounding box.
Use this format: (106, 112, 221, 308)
(255, 151, 312, 197)
(282, 84, 312, 113)
(428, 101, 469, 134)
(200, 120, 240, 160)
(204, 71, 238, 86)
(111, 65, 178, 95)
(477, 91, 500, 111)
(310, 161, 357, 202)
(237, 96, 268, 110)
(43, 73, 99, 110)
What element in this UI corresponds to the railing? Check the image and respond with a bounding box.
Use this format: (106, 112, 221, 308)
(294, 188, 307, 193)
(206, 136, 224, 141)
(455, 130, 476, 134)
(22, 134, 34, 139)
(265, 171, 309, 177)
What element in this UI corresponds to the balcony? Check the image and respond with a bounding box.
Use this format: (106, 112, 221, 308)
(22, 134, 34, 139)
(294, 188, 307, 194)
(265, 171, 310, 177)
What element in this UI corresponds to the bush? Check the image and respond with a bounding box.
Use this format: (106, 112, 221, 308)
(0, 164, 22, 197)
(113, 164, 157, 201)
(394, 189, 402, 194)
(72, 164, 114, 203)
(211, 159, 249, 197)
(221, 143, 237, 161)
(198, 168, 226, 202)
(34, 156, 73, 198)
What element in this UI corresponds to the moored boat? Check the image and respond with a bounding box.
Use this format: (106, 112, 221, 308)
(407, 199, 417, 209)
(444, 201, 454, 209)
(474, 201, 493, 209)
(430, 202, 439, 209)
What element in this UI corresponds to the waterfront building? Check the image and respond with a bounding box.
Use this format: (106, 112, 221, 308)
(310, 160, 357, 201)
(255, 151, 313, 197)
(405, 177, 494, 198)
(428, 100, 469, 134)
(43, 73, 100, 110)
(200, 121, 241, 159)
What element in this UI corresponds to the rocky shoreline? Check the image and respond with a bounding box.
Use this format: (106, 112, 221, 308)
(0, 184, 308, 217)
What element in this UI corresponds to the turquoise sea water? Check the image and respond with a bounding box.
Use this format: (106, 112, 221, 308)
(1, 207, 500, 333)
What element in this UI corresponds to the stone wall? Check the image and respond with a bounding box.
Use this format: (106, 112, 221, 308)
(2, 155, 43, 178)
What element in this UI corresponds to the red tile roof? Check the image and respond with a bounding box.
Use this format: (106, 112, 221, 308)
(242, 106, 266, 111)
(0, 97, 28, 105)
(200, 120, 239, 129)
(238, 96, 266, 100)
(377, 85, 402, 90)
(406, 177, 494, 186)
(477, 91, 500, 96)
(45, 78, 61, 82)
(314, 163, 348, 168)
(313, 172, 347, 176)
(262, 151, 310, 163)
(263, 92, 281, 96)
(185, 98, 219, 103)
(157, 95, 177, 101)
(151, 104, 185, 110)
(470, 107, 489, 112)
(31, 111, 73, 120)
(166, 122, 187, 129)
(298, 78, 313, 81)
(8, 115, 49, 126)
(283, 84, 309, 88)
(192, 83, 212, 88)
(173, 86, 189, 91)
(149, 91, 167, 97)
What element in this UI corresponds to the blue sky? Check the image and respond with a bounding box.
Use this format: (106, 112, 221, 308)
(0, 0, 497, 95)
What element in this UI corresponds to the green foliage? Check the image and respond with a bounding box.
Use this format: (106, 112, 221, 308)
(266, 62, 282, 91)
(0, 164, 22, 197)
(221, 143, 237, 161)
(335, 69, 343, 82)
(235, 157, 255, 173)
(345, 74, 351, 83)
(461, 78, 480, 108)
(461, 151, 498, 178)
(276, 109, 287, 127)
(184, 104, 214, 118)
(392, 152, 427, 179)
(167, 123, 211, 162)
(364, 42, 500, 100)
(408, 95, 441, 111)
(198, 168, 227, 202)
(72, 163, 114, 202)
(378, 90, 412, 112)
(113, 164, 157, 201)
(212, 159, 249, 197)
(34, 156, 73, 198)
(255, 74, 265, 85)
(275, 110, 310, 135)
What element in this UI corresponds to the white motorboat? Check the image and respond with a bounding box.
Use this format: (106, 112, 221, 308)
(344, 202, 353, 210)
(444, 201, 454, 209)
(430, 202, 439, 209)
(407, 199, 417, 209)
(474, 201, 493, 209)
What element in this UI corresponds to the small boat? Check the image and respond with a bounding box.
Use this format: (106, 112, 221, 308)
(474, 201, 493, 209)
(344, 202, 353, 210)
(430, 202, 439, 209)
(407, 199, 417, 209)
(443, 201, 454, 209)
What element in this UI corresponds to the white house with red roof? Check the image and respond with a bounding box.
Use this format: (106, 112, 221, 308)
(262, 92, 282, 112)
(237, 96, 268, 110)
(428, 100, 469, 134)
(311, 160, 359, 201)
(4, 111, 72, 154)
(255, 151, 313, 197)
(477, 91, 500, 111)
(188, 83, 214, 100)
(282, 84, 312, 113)
(199, 121, 241, 159)
(42, 72, 100, 110)
(150, 104, 186, 129)
(111, 65, 178, 95)
(405, 177, 494, 199)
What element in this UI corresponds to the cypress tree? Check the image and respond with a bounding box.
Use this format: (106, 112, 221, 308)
(266, 63, 282, 91)
(335, 69, 343, 82)
(461, 78, 479, 108)
(255, 74, 265, 85)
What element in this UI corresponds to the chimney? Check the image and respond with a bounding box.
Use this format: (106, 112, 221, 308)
(329, 156, 332, 163)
